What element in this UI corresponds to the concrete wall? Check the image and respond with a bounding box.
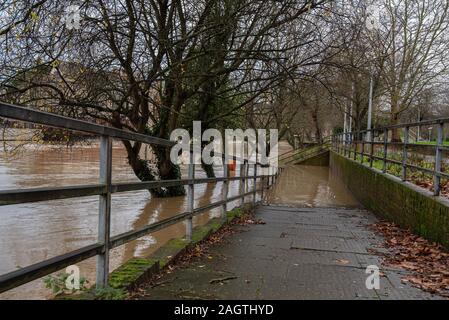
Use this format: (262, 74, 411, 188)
(330, 152, 449, 248)
(297, 151, 329, 167)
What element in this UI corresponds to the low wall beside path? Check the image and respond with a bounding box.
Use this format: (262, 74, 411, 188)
(330, 151, 449, 249)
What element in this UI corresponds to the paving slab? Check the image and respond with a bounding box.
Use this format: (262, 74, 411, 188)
(138, 205, 443, 300)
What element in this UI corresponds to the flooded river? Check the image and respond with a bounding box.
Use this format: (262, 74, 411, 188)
(0, 140, 357, 299)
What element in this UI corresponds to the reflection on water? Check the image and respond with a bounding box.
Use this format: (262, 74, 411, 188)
(0, 142, 254, 299)
(267, 165, 359, 208)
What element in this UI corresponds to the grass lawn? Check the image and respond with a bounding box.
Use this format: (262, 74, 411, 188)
(415, 140, 449, 146)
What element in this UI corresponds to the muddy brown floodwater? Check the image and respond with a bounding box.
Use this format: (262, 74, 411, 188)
(267, 165, 359, 208)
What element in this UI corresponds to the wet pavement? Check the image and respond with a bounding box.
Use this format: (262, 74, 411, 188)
(138, 205, 442, 300)
(138, 165, 443, 300)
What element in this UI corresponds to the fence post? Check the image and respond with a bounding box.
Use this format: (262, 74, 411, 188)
(345, 134, 348, 156)
(221, 156, 229, 219)
(267, 165, 271, 189)
(337, 135, 340, 152)
(253, 163, 257, 208)
(434, 122, 444, 196)
(338, 135, 342, 154)
(402, 126, 409, 181)
(186, 152, 194, 241)
(336, 135, 339, 154)
(347, 132, 351, 156)
(369, 129, 374, 168)
(240, 161, 245, 206)
(360, 132, 365, 164)
(341, 134, 344, 155)
(383, 128, 388, 173)
(351, 133, 355, 158)
(353, 133, 358, 161)
(96, 135, 112, 289)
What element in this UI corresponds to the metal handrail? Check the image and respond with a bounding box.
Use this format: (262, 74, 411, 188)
(0, 102, 283, 294)
(280, 138, 332, 164)
(332, 119, 448, 197)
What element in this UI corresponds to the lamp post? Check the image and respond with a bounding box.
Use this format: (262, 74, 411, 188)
(365, 4, 380, 142)
(343, 83, 354, 145)
(367, 71, 374, 142)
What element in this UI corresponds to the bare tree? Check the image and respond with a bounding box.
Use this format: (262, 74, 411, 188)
(0, 0, 333, 196)
(375, 0, 449, 141)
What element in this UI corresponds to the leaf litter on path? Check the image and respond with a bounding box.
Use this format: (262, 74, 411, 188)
(370, 221, 449, 297)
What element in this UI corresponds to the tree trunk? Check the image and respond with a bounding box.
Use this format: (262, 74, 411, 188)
(124, 141, 185, 198)
(311, 110, 322, 143)
(154, 146, 186, 197)
(391, 111, 402, 142)
(201, 160, 215, 178)
(125, 144, 163, 197)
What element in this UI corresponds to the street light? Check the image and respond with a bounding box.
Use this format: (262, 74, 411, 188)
(367, 71, 374, 141)
(343, 82, 354, 145)
(365, 4, 381, 142)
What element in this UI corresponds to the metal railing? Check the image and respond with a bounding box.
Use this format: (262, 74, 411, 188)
(0, 102, 282, 294)
(332, 118, 449, 197)
(280, 138, 331, 165)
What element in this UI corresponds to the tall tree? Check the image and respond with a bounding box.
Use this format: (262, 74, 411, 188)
(0, 0, 332, 196)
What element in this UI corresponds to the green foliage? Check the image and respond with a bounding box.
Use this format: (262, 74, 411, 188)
(415, 140, 449, 146)
(92, 287, 127, 300)
(44, 272, 127, 299)
(353, 149, 446, 184)
(43, 272, 89, 296)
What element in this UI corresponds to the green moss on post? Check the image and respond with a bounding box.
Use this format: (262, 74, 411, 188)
(108, 258, 160, 289)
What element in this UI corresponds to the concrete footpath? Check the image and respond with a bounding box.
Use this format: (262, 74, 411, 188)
(136, 205, 442, 300)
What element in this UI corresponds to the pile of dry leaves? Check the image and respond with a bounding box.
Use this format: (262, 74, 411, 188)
(412, 178, 449, 198)
(172, 211, 266, 268)
(371, 222, 449, 297)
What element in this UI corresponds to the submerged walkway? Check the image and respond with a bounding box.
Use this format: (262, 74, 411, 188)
(136, 166, 442, 300)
